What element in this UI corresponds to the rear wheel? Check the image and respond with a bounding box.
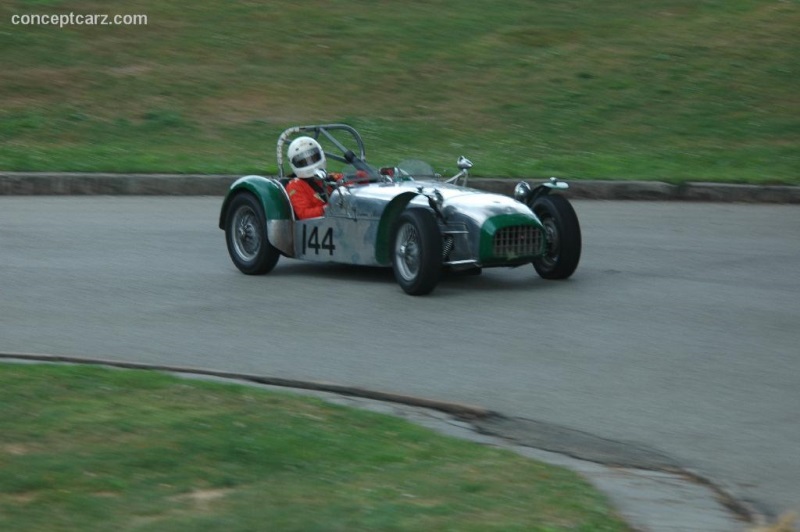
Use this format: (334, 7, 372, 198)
(532, 195, 581, 279)
(225, 193, 280, 275)
(391, 209, 442, 295)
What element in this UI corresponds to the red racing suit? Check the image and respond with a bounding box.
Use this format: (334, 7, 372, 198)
(285, 177, 328, 219)
(285, 172, 368, 220)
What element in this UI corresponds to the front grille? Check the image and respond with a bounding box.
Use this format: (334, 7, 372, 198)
(492, 226, 542, 258)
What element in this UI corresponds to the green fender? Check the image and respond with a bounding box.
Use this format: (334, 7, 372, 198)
(218, 175, 292, 229)
(374, 191, 419, 265)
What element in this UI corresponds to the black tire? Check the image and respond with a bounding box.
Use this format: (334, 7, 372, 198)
(531, 194, 581, 280)
(224, 193, 280, 275)
(391, 209, 442, 295)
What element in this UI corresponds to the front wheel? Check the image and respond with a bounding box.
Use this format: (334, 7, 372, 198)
(391, 209, 442, 295)
(225, 193, 280, 275)
(532, 194, 581, 279)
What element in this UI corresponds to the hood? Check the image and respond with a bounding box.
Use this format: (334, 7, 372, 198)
(335, 179, 539, 226)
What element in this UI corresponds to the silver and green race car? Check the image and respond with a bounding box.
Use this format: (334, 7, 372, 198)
(219, 124, 581, 295)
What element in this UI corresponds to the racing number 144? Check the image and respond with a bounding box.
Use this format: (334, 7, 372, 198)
(302, 226, 336, 256)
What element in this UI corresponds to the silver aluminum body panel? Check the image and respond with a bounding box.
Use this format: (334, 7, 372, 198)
(329, 180, 538, 222)
(266, 219, 294, 256)
(288, 179, 542, 267)
(293, 214, 383, 266)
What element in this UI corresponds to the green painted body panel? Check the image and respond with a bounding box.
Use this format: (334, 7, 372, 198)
(479, 212, 543, 265)
(219, 175, 292, 228)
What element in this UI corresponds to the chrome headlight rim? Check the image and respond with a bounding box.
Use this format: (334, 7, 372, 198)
(514, 181, 532, 203)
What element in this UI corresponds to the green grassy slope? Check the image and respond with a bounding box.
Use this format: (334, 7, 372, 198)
(0, 364, 631, 531)
(1, 0, 797, 182)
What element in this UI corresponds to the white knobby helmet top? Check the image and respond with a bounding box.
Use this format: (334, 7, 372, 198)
(287, 136, 326, 178)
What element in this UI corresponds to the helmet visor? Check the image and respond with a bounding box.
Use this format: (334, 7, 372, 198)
(291, 147, 323, 169)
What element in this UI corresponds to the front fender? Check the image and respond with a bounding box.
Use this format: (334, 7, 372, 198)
(528, 178, 570, 205)
(374, 191, 419, 265)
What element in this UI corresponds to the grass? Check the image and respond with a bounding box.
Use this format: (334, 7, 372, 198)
(0, 363, 630, 531)
(0, 0, 797, 183)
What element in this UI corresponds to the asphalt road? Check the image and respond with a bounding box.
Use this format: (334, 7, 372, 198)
(1, 196, 798, 520)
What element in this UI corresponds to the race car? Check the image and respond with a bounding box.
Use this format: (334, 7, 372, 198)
(219, 124, 581, 295)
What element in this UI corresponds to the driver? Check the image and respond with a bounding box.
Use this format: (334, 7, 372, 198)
(284, 136, 366, 219)
(284, 136, 334, 219)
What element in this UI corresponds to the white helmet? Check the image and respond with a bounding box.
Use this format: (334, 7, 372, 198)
(287, 136, 326, 178)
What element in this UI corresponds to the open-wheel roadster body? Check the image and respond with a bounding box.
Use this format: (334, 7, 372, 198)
(219, 124, 581, 295)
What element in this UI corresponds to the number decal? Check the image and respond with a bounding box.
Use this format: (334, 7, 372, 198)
(307, 227, 320, 254)
(321, 228, 335, 255)
(302, 226, 335, 256)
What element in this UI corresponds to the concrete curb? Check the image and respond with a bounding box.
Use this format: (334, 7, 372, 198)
(470, 178, 800, 203)
(0, 172, 234, 196)
(0, 352, 496, 420)
(1, 172, 799, 203)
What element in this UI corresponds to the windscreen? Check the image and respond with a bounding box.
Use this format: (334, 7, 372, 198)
(396, 159, 437, 180)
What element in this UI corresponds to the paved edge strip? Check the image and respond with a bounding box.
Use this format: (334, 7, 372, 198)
(0, 352, 764, 526)
(472, 417, 763, 525)
(1, 172, 799, 202)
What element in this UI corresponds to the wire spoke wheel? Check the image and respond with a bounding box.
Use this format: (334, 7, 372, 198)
(531, 195, 581, 280)
(394, 223, 421, 281)
(391, 209, 442, 295)
(232, 206, 262, 261)
(538, 217, 560, 270)
(224, 193, 280, 275)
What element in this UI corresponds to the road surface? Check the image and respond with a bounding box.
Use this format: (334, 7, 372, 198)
(1, 196, 798, 520)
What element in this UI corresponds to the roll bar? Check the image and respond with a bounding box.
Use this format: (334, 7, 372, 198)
(277, 124, 367, 178)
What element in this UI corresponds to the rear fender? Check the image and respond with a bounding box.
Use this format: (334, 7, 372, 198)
(219, 175, 295, 256)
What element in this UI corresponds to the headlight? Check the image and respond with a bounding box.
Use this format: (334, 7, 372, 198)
(514, 181, 532, 203)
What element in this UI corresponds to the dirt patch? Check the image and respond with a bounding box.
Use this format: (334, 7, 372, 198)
(2, 444, 32, 456)
(173, 488, 235, 507)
